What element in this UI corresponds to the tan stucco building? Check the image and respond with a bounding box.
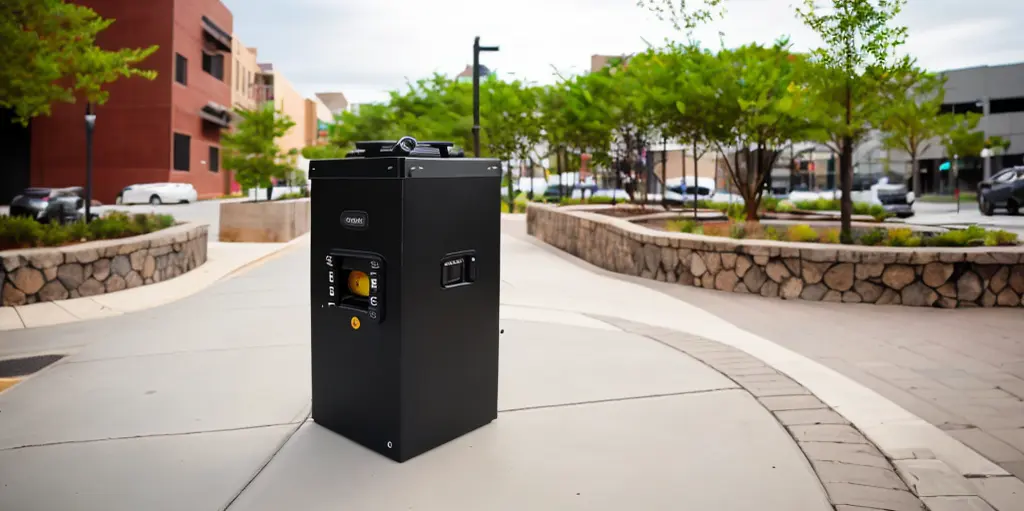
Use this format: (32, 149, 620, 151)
(315, 92, 348, 116)
(253, 63, 306, 161)
(304, 98, 332, 148)
(230, 37, 259, 111)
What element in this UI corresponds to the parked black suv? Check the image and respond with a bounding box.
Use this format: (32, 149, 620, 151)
(978, 166, 1024, 216)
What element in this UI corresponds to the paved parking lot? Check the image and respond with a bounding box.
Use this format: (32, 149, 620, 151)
(909, 202, 1024, 236)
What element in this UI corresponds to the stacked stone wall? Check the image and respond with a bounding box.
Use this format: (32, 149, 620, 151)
(527, 204, 1024, 308)
(1, 223, 209, 306)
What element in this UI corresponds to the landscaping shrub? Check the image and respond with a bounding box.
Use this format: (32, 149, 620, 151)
(820, 229, 841, 244)
(785, 224, 820, 243)
(983, 229, 1019, 247)
(920, 225, 1017, 247)
(702, 222, 733, 238)
(0, 216, 43, 247)
(856, 229, 886, 246)
(559, 195, 615, 206)
(882, 228, 922, 247)
(276, 191, 307, 200)
(0, 212, 177, 250)
(774, 201, 796, 213)
(668, 219, 702, 234)
(659, 218, 1016, 248)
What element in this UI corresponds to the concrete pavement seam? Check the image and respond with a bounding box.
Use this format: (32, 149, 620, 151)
(592, 314, 930, 511)
(0, 422, 303, 453)
(221, 413, 310, 511)
(497, 387, 739, 414)
(57, 342, 307, 367)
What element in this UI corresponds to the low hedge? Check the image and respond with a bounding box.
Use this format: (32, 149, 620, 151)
(667, 220, 1018, 248)
(0, 211, 176, 250)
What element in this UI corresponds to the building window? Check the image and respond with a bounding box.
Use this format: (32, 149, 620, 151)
(990, 97, 1024, 115)
(209, 146, 220, 172)
(202, 52, 224, 80)
(940, 102, 984, 115)
(173, 133, 191, 171)
(235, 60, 240, 91)
(175, 54, 187, 85)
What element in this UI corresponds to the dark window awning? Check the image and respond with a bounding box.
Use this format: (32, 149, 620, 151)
(201, 16, 232, 52)
(200, 102, 232, 128)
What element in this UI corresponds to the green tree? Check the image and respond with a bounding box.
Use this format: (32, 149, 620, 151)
(635, 43, 717, 208)
(542, 74, 615, 197)
(797, 0, 910, 243)
(941, 112, 985, 160)
(301, 144, 349, 160)
(705, 41, 820, 220)
(483, 79, 543, 206)
(879, 68, 948, 196)
(589, 57, 661, 202)
(222, 104, 296, 202)
(1, 0, 158, 124)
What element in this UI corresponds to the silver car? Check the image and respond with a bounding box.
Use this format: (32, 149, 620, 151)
(8, 187, 87, 224)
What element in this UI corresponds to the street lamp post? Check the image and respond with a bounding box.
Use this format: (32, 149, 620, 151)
(472, 36, 499, 157)
(84, 103, 97, 222)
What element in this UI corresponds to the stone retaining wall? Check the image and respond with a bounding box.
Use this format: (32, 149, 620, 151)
(527, 203, 1024, 308)
(1, 223, 209, 306)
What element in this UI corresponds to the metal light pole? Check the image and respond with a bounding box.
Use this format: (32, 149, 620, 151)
(472, 36, 499, 157)
(84, 103, 96, 222)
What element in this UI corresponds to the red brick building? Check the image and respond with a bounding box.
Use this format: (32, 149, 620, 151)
(29, 0, 236, 203)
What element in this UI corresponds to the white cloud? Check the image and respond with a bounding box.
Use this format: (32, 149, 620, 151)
(224, 0, 1024, 105)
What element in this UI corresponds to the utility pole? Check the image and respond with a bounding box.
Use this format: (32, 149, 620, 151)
(472, 36, 499, 157)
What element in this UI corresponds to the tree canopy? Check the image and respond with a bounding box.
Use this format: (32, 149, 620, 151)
(1, 0, 158, 125)
(222, 104, 298, 200)
(306, 0, 984, 237)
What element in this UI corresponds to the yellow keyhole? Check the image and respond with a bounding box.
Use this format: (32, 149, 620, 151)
(350, 316, 361, 330)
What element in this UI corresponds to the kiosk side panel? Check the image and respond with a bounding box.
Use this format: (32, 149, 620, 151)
(397, 171, 501, 460)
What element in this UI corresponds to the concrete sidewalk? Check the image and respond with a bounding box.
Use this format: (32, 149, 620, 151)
(0, 236, 307, 333)
(0, 233, 840, 511)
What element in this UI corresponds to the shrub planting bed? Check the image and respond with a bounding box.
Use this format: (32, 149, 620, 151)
(665, 220, 1018, 248)
(1, 218, 208, 307)
(0, 212, 176, 251)
(527, 203, 1024, 308)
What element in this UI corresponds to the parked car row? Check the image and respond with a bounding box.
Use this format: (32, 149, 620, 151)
(978, 166, 1024, 216)
(8, 187, 90, 224)
(116, 182, 198, 205)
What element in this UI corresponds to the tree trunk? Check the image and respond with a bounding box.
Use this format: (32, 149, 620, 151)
(911, 155, 921, 197)
(839, 81, 854, 245)
(506, 161, 515, 210)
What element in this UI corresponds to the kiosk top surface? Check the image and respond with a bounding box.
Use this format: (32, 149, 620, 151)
(309, 157, 502, 180)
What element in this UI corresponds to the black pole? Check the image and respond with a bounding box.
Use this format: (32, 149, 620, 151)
(471, 36, 499, 158)
(85, 102, 95, 222)
(472, 37, 480, 157)
(660, 138, 667, 210)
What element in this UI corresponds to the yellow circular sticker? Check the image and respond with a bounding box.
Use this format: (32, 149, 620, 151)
(350, 316, 361, 330)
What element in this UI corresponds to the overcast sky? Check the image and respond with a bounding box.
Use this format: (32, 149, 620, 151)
(222, 0, 1024, 106)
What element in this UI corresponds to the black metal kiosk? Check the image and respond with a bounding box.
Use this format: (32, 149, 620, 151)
(309, 137, 502, 463)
